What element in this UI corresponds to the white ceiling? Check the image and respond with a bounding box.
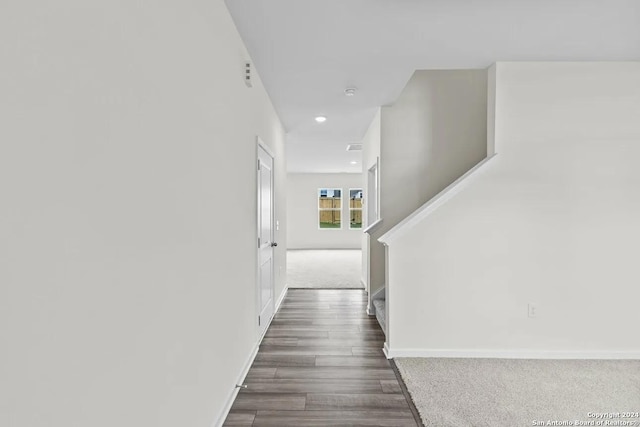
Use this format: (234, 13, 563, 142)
(225, 0, 640, 173)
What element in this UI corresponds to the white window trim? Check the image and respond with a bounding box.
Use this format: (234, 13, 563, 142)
(318, 188, 343, 230)
(348, 188, 363, 230)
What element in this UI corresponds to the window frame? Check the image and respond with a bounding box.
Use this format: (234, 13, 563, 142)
(348, 188, 363, 230)
(317, 188, 343, 230)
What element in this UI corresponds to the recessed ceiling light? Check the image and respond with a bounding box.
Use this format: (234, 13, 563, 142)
(344, 87, 357, 97)
(350, 161, 357, 165)
(315, 116, 327, 123)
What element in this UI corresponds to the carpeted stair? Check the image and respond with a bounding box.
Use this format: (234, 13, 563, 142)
(372, 299, 386, 334)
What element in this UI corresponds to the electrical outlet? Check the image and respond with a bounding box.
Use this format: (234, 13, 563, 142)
(528, 303, 537, 318)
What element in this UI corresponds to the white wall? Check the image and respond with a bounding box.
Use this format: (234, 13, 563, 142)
(361, 110, 381, 290)
(387, 62, 640, 357)
(0, 1, 286, 426)
(368, 70, 488, 301)
(287, 173, 363, 249)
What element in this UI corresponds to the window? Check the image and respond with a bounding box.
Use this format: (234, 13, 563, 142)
(349, 188, 363, 229)
(318, 188, 341, 229)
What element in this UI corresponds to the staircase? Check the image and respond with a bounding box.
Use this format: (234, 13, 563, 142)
(372, 298, 386, 334)
(375, 155, 499, 355)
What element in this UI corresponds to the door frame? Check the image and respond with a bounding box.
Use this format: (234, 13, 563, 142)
(365, 157, 380, 301)
(256, 136, 276, 337)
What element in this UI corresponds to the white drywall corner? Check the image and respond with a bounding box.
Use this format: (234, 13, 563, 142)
(386, 62, 640, 357)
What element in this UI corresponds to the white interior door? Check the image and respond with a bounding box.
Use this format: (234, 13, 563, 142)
(257, 142, 275, 336)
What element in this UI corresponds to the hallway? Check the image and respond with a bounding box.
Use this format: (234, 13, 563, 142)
(223, 289, 419, 426)
(286, 250, 362, 289)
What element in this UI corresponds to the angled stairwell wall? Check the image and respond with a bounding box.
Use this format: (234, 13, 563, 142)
(382, 62, 640, 358)
(365, 69, 489, 321)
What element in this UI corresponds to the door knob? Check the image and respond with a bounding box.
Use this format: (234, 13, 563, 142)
(271, 242, 278, 247)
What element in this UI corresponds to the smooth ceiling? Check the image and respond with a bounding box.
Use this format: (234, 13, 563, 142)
(225, 0, 640, 173)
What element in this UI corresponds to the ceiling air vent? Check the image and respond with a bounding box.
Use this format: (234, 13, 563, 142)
(244, 61, 252, 88)
(346, 144, 362, 152)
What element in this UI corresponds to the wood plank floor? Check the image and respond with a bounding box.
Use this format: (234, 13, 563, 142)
(223, 289, 419, 427)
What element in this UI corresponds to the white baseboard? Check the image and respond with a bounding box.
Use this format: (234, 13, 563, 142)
(274, 284, 288, 313)
(385, 348, 640, 360)
(212, 285, 288, 427)
(212, 342, 260, 427)
(288, 247, 361, 250)
(383, 342, 391, 359)
(364, 279, 374, 315)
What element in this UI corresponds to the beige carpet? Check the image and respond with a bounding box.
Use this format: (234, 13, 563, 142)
(286, 249, 363, 289)
(395, 357, 640, 427)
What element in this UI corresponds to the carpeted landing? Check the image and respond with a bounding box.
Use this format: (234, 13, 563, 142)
(286, 249, 362, 289)
(395, 357, 640, 427)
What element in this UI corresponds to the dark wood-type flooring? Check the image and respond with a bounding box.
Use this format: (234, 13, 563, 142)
(223, 289, 419, 426)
